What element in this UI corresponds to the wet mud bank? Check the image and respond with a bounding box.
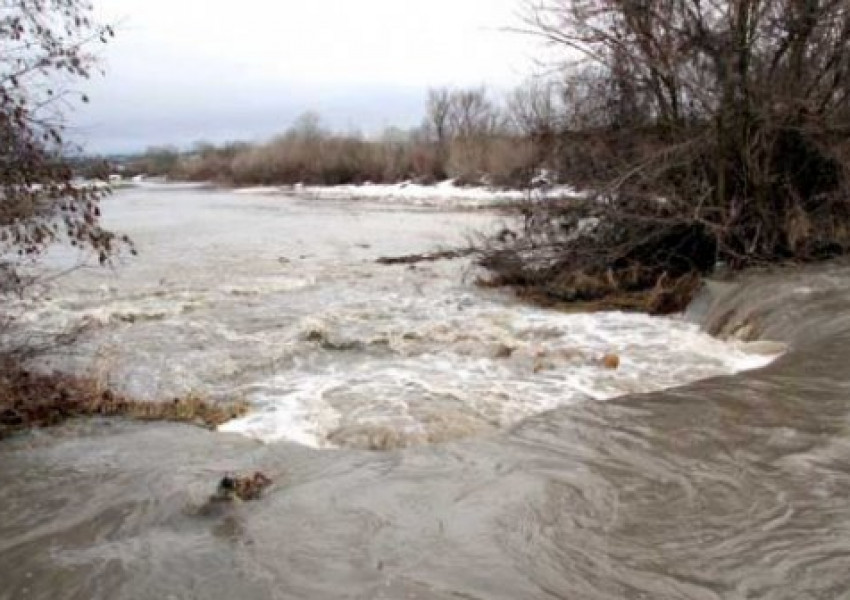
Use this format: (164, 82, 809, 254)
(2, 261, 850, 598)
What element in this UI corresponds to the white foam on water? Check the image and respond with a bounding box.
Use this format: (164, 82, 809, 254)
(218, 378, 343, 447)
(10, 293, 203, 331)
(218, 306, 784, 447)
(9, 273, 315, 335)
(221, 276, 315, 297)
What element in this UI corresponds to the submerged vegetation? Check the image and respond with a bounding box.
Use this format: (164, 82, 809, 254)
(0, 358, 250, 440)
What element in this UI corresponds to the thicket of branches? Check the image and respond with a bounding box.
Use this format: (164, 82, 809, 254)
(481, 0, 850, 312)
(1, 0, 125, 298)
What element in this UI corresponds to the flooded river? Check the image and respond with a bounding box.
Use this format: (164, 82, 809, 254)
(1, 185, 848, 598)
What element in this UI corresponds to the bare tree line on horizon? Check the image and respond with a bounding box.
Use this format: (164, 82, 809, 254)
(123, 82, 571, 189)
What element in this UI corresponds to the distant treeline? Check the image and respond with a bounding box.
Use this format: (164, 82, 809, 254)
(118, 84, 573, 188)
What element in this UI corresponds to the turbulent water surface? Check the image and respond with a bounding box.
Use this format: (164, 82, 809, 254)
(1, 185, 848, 599)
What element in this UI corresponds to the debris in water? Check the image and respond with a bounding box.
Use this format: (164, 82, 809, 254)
(602, 353, 621, 369)
(303, 328, 327, 343)
(216, 472, 273, 501)
(533, 358, 556, 373)
(376, 247, 474, 265)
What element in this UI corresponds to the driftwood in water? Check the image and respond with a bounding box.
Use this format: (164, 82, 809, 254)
(376, 248, 475, 265)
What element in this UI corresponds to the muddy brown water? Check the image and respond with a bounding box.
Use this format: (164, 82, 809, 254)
(1, 187, 849, 599)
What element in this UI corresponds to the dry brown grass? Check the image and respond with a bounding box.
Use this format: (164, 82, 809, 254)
(168, 129, 535, 189)
(0, 358, 250, 439)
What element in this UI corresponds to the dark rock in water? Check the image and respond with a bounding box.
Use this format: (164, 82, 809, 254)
(496, 227, 517, 243)
(218, 475, 236, 495)
(494, 344, 515, 359)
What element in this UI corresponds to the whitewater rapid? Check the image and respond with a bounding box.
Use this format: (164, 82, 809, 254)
(12, 184, 778, 449)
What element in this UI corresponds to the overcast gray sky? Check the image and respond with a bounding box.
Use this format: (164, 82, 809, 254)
(71, 0, 541, 154)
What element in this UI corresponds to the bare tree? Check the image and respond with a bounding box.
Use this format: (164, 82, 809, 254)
(447, 87, 500, 140)
(1, 0, 127, 296)
(425, 88, 453, 177)
(425, 87, 506, 182)
(286, 111, 325, 142)
(446, 88, 504, 182)
(480, 0, 850, 311)
(524, 0, 850, 229)
(508, 79, 563, 169)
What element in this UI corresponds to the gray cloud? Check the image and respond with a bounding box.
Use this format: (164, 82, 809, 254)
(72, 81, 429, 153)
(67, 0, 537, 154)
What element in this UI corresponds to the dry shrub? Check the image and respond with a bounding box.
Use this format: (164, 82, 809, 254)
(478, 198, 718, 314)
(446, 137, 490, 183)
(173, 130, 540, 189)
(191, 134, 438, 186)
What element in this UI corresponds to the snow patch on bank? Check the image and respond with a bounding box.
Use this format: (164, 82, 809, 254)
(234, 179, 586, 208)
